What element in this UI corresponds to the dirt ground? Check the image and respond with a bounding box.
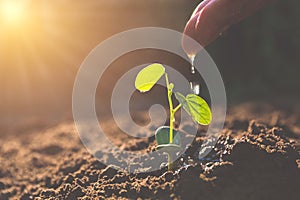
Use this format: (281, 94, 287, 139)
(0, 102, 299, 200)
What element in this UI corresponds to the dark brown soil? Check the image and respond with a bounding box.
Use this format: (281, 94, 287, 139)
(0, 103, 299, 200)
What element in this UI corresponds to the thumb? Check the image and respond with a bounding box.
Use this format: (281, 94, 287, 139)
(182, 0, 274, 56)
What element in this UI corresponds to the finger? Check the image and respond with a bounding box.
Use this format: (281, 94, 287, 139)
(189, 0, 212, 19)
(183, 0, 274, 56)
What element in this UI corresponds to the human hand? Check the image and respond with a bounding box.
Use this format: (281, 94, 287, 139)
(182, 0, 274, 56)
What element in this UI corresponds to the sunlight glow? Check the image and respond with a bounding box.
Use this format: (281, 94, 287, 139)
(0, 0, 27, 26)
(0, 0, 106, 110)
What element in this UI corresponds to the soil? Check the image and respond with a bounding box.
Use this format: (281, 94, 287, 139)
(0, 102, 299, 200)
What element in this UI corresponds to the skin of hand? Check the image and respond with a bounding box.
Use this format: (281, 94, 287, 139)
(182, 0, 275, 56)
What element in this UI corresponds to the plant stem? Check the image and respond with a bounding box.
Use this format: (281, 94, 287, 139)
(164, 72, 182, 171)
(174, 104, 182, 113)
(165, 73, 173, 144)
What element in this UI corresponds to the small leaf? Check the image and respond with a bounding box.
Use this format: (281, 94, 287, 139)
(135, 63, 165, 92)
(186, 94, 212, 125)
(155, 126, 181, 146)
(175, 92, 212, 125)
(168, 83, 174, 91)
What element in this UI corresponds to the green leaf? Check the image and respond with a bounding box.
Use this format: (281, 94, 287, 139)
(168, 83, 174, 91)
(135, 63, 165, 92)
(175, 92, 212, 125)
(155, 126, 181, 146)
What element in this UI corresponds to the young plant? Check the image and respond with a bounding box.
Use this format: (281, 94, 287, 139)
(135, 63, 212, 171)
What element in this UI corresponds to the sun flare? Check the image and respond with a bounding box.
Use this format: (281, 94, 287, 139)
(0, 0, 103, 109)
(0, 0, 27, 26)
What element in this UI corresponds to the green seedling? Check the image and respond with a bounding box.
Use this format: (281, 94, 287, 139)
(135, 63, 212, 171)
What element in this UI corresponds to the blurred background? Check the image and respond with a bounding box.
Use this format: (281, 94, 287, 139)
(0, 0, 299, 135)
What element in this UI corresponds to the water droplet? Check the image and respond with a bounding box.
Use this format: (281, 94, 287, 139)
(191, 83, 200, 95)
(191, 65, 195, 74)
(188, 53, 200, 95)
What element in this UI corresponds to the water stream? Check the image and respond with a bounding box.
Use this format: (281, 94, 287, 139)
(188, 54, 200, 95)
